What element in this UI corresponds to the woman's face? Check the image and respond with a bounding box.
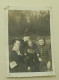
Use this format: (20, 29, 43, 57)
(39, 39, 44, 46)
(14, 40, 20, 49)
(28, 40, 32, 46)
(23, 36, 29, 42)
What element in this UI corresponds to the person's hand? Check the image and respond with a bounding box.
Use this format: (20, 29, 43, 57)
(27, 49, 30, 53)
(39, 58, 43, 62)
(24, 53, 27, 56)
(37, 54, 39, 57)
(47, 61, 51, 70)
(28, 66, 31, 71)
(10, 61, 17, 69)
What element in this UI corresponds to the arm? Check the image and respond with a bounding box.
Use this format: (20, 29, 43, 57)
(47, 48, 52, 70)
(9, 52, 17, 69)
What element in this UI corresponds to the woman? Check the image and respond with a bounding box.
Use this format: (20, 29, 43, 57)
(38, 38, 52, 72)
(9, 39, 27, 72)
(25, 40, 39, 72)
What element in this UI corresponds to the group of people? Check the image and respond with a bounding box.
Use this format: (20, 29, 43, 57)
(9, 36, 52, 72)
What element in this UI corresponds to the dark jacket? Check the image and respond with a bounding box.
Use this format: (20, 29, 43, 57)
(38, 44, 52, 71)
(9, 50, 28, 72)
(25, 45, 39, 72)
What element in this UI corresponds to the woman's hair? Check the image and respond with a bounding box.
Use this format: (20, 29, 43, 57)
(12, 39, 21, 45)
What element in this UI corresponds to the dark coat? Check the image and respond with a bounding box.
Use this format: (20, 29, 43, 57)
(25, 45, 39, 72)
(9, 50, 28, 72)
(38, 44, 52, 71)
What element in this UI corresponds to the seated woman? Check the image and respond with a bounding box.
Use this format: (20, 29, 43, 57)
(9, 39, 27, 72)
(38, 38, 52, 72)
(25, 39, 39, 72)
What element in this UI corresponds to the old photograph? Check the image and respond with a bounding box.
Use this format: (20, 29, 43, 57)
(6, 7, 55, 77)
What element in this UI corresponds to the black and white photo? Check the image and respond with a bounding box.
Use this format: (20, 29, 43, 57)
(6, 6, 55, 77)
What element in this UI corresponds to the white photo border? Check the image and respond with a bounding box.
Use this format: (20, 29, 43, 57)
(5, 6, 56, 77)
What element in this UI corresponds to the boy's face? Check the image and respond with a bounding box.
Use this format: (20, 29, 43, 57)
(39, 39, 44, 46)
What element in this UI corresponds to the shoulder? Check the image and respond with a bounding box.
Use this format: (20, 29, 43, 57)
(9, 50, 17, 58)
(44, 44, 50, 50)
(9, 50, 18, 63)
